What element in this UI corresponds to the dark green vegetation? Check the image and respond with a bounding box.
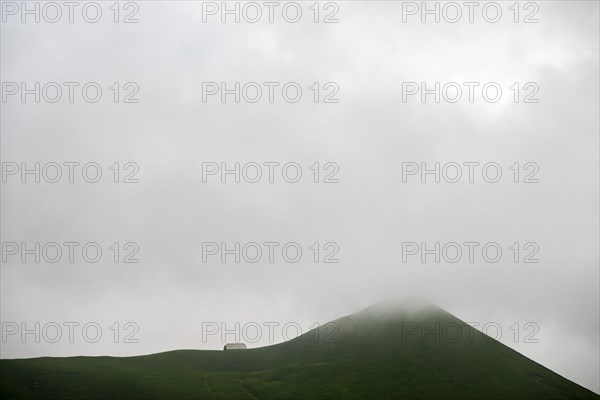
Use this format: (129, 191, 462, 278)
(1, 299, 598, 399)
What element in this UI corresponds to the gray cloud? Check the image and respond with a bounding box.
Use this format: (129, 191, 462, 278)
(1, 0, 598, 393)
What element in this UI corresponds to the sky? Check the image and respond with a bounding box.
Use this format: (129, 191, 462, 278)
(1, 0, 599, 394)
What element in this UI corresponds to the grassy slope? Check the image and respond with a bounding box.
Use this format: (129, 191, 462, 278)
(1, 300, 598, 400)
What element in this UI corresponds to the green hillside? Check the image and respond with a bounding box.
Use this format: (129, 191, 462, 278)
(1, 299, 598, 399)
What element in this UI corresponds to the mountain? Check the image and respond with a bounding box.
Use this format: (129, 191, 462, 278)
(1, 299, 598, 399)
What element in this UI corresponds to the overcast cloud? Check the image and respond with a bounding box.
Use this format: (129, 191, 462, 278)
(1, 0, 599, 394)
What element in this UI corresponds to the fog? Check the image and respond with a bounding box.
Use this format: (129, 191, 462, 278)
(1, 0, 598, 393)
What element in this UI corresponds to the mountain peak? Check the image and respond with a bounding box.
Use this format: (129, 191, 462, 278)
(342, 297, 454, 326)
(361, 296, 440, 314)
